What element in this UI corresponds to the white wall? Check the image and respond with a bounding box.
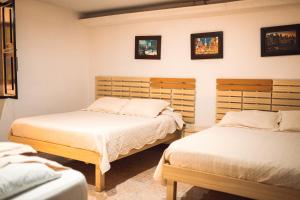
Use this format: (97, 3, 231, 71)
(0, 0, 90, 140)
(87, 3, 300, 126)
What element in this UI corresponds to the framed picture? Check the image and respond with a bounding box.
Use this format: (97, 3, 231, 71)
(191, 31, 223, 59)
(261, 24, 300, 57)
(135, 36, 161, 59)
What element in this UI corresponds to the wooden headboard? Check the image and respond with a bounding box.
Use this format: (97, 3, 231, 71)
(95, 76, 196, 124)
(216, 79, 300, 122)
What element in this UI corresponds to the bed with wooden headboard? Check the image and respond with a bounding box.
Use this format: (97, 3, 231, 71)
(163, 78, 300, 200)
(10, 76, 195, 192)
(216, 79, 300, 121)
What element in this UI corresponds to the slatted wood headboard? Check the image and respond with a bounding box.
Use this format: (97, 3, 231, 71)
(95, 76, 196, 124)
(216, 79, 300, 122)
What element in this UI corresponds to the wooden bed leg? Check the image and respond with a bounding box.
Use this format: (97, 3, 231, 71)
(95, 164, 105, 192)
(167, 180, 177, 200)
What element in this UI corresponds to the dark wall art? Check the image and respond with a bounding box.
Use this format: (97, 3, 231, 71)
(261, 24, 300, 57)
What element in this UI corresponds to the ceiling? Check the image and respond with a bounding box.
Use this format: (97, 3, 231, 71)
(38, 0, 238, 18)
(38, 0, 192, 12)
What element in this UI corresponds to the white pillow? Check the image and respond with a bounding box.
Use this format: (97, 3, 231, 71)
(218, 110, 280, 130)
(279, 110, 300, 132)
(86, 97, 129, 113)
(0, 163, 61, 199)
(119, 98, 170, 118)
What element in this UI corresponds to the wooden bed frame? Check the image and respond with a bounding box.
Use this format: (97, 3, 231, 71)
(9, 76, 196, 192)
(163, 79, 300, 200)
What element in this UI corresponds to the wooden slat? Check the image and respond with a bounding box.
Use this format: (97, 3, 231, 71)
(217, 108, 241, 114)
(173, 105, 195, 112)
(273, 80, 300, 86)
(150, 88, 172, 94)
(243, 98, 271, 104)
(130, 87, 149, 92)
(217, 102, 242, 109)
(243, 91, 271, 98)
(173, 95, 194, 100)
(217, 79, 272, 92)
(173, 89, 195, 95)
(96, 77, 111, 81)
(151, 83, 195, 89)
(96, 81, 112, 86)
(112, 77, 150, 82)
(217, 79, 273, 85)
(112, 86, 130, 91)
(272, 105, 300, 111)
(130, 93, 150, 98)
(273, 86, 300, 93)
(272, 99, 300, 106)
(217, 85, 272, 92)
(150, 93, 171, 99)
(172, 100, 195, 106)
(96, 91, 112, 96)
(112, 91, 130, 96)
(151, 78, 195, 83)
(96, 86, 112, 90)
(217, 96, 242, 103)
(243, 104, 271, 110)
(217, 91, 242, 97)
(272, 92, 300, 99)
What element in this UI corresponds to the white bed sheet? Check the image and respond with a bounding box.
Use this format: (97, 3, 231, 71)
(154, 126, 300, 190)
(11, 169, 87, 200)
(11, 111, 179, 173)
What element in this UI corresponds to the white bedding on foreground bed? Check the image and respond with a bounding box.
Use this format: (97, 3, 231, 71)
(154, 126, 300, 190)
(11, 110, 181, 173)
(0, 142, 87, 200)
(11, 169, 87, 200)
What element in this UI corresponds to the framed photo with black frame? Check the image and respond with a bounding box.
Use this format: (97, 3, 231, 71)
(261, 24, 300, 57)
(135, 36, 161, 59)
(191, 31, 223, 59)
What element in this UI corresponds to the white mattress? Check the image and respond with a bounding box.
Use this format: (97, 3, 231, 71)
(11, 169, 87, 200)
(154, 126, 300, 190)
(11, 111, 178, 173)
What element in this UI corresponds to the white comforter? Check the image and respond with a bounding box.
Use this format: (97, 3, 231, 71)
(154, 126, 300, 190)
(11, 110, 183, 174)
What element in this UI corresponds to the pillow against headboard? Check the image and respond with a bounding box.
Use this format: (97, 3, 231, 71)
(87, 97, 130, 114)
(218, 110, 280, 130)
(119, 98, 170, 118)
(279, 110, 300, 132)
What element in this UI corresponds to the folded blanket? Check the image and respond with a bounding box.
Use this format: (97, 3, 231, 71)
(0, 154, 67, 171)
(0, 142, 36, 158)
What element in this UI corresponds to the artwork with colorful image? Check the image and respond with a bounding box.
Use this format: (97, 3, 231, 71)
(191, 32, 223, 59)
(135, 36, 161, 59)
(261, 24, 300, 57)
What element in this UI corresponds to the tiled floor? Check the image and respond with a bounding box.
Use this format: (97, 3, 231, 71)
(64, 144, 251, 200)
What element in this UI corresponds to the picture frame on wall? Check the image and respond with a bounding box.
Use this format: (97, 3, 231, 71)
(261, 24, 300, 57)
(191, 31, 223, 59)
(135, 36, 161, 59)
